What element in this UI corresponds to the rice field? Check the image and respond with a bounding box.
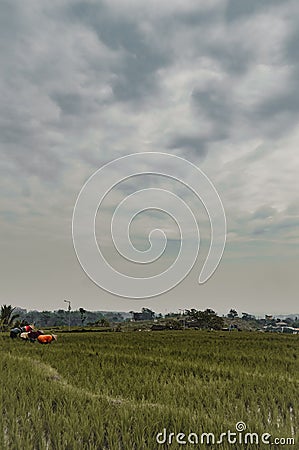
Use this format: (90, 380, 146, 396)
(1, 331, 298, 449)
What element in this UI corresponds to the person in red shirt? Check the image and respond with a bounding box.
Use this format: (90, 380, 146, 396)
(22, 324, 34, 332)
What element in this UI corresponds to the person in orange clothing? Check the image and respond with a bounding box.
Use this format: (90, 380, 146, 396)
(37, 334, 57, 344)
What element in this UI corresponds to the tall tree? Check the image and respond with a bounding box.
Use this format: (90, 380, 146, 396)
(185, 308, 224, 330)
(228, 309, 238, 319)
(79, 308, 86, 326)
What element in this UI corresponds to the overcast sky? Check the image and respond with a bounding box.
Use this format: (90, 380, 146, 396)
(1, 0, 299, 316)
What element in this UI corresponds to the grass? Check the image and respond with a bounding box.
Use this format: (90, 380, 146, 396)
(1, 331, 298, 449)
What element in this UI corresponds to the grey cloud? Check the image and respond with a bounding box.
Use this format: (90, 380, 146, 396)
(0, 113, 65, 182)
(252, 206, 276, 220)
(112, 50, 167, 103)
(49, 91, 107, 117)
(0, 0, 299, 312)
(50, 92, 84, 116)
(275, 216, 299, 231)
(229, 205, 299, 243)
(189, 83, 232, 148)
(0, 2, 113, 182)
(208, 44, 253, 75)
(285, 201, 299, 216)
(225, 0, 285, 22)
(284, 25, 299, 62)
(191, 86, 231, 130)
(242, 145, 273, 164)
(251, 216, 299, 238)
(252, 15, 299, 135)
(0, 1, 23, 40)
(4, 145, 64, 183)
(167, 135, 208, 161)
(252, 82, 299, 137)
(172, 8, 255, 75)
(67, 1, 170, 103)
(173, 9, 218, 27)
(0, 211, 19, 223)
(223, 2, 299, 138)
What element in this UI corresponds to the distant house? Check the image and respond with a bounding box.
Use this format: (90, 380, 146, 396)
(263, 324, 298, 334)
(281, 327, 298, 334)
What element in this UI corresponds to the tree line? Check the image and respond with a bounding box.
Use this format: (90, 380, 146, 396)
(0, 305, 124, 330)
(1, 304, 298, 331)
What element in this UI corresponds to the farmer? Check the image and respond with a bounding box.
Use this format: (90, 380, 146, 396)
(10, 327, 21, 339)
(21, 324, 34, 333)
(28, 330, 43, 342)
(37, 334, 57, 344)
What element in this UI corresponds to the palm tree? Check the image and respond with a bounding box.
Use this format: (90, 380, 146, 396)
(0, 304, 19, 331)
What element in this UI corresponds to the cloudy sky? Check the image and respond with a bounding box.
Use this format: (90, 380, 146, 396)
(1, 0, 299, 316)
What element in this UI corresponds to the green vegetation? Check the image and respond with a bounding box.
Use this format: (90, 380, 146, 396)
(1, 331, 298, 449)
(10, 304, 299, 332)
(0, 305, 19, 331)
(13, 308, 125, 328)
(185, 308, 224, 329)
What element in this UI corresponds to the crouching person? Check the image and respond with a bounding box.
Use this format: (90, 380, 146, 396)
(21, 324, 34, 333)
(27, 330, 44, 342)
(10, 327, 21, 339)
(37, 334, 57, 344)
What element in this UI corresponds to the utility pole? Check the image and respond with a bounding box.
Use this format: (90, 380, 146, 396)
(64, 300, 71, 331)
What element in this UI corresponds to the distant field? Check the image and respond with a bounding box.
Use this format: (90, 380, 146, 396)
(1, 331, 298, 449)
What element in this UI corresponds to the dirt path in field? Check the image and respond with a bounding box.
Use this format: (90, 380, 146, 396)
(4, 352, 170, 411)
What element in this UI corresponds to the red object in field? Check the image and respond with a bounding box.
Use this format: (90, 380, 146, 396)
(37, 334, 57, 344)
(24, 325, 33, 332)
